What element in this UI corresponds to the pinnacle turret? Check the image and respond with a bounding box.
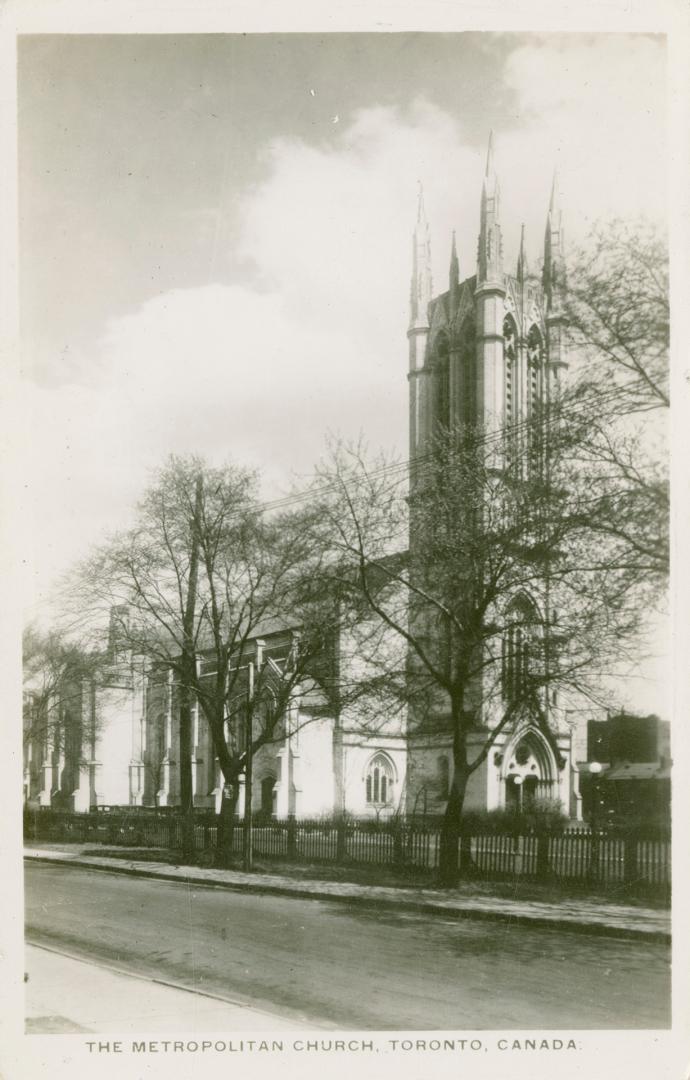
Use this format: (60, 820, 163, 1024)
(449, 230, 459, 286)
(416, 180, 426, 224)
(449, 230, 460, 312)
(409, 182, 433, 330)
(485, 130, 495, 178)
(477, 132, 503, 287)
(543, 170, 566, 310)
(517, 223, 527, 286)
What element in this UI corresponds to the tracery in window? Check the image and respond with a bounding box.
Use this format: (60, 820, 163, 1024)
(503, 315, 518, 426)
(526, 326, 544, 469)
(526, 326, 543, 414)
(502, 597, 540, 705)
(365, 753, 395, 806)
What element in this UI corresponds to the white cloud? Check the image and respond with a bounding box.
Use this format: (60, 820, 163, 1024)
(500, 35, 666, 239)
(24, 281, 402, 608)
(24, 100, 479, 608)
(237, 99, 479, 338)
(24, 37, 668, 655)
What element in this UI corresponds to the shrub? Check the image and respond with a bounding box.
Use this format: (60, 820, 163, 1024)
(460, 799, 568, 836)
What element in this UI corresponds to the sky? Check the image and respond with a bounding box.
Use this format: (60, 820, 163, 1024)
(18, 31, 669, 712)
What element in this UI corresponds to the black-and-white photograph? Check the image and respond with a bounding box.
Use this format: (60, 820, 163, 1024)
(4, 15, 687, 1078)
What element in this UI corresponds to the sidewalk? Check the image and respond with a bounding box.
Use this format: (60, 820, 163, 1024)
(25, 944, 311, 1033)
(24, 845, 671, 942)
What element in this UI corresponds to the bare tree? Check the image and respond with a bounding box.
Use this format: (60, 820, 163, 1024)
(567, 218, 668, 412)
(23, 626, 89, 746)
(564, 218, 669, 583)
(22, 624, 118, 809)
(66, 456, 349, 860)
(313, 416, 648, 884)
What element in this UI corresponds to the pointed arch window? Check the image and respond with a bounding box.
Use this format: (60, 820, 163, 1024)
(365, 753, 395, 806)
(526, 326, 544, 469)
(526, 326, 543, 414)
(461, 318, 476, 427)
(503, 316, 518, 426)
(434, 335, 450, 432)
(502, 597, 540, 705)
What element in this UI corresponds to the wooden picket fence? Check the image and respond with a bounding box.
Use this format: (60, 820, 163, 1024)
(23, 808, 671, 895)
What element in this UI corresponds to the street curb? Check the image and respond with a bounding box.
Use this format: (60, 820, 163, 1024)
(24, 852, 671, 944)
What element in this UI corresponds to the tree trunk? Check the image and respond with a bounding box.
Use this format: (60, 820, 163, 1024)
(438, 770, 469, 886)
(243, 700, 254, 872)
(178, 475, 203, 861)
(178, 672, 195, 861)
(216, 782, 239, 866)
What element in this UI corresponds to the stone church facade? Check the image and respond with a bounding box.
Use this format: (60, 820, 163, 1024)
(404, 136, 579, 820)
(24, 621, 410, 820)
(24, 138, 582, 821)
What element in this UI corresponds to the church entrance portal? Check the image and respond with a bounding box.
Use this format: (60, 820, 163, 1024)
(503, 731, 556, 810)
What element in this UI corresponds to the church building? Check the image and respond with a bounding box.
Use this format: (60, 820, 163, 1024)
(24, 138, 582, 822)
(404, 134, 578, 820)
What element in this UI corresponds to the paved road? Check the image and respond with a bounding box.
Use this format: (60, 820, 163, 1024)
(25, 862, 670, 1030)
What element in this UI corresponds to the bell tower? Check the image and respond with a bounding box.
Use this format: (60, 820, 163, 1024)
(406, 136, 569, 469)
(404, 137, 574, 817)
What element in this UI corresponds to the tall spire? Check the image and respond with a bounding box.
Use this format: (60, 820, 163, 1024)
(549, 168, 559, 213)
(516, 223, 527, 286)
(485, 129, 495, 177)
(416, 179, 426, 224)
(449, 230, 460, 313)
(477, 132, 503, 286)
(449, 230, 459, 284)
(543, 168, 569, 384)
(409, 181, 432, 330)
(543, 169, 566, 310)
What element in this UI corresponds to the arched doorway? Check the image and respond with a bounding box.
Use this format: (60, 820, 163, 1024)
(502, 728, 557, 809)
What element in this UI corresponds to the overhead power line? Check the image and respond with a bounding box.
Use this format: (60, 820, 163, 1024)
(218, 378, 655, 519)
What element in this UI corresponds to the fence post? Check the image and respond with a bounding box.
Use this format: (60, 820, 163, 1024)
(513, 834, 523, 877)
(335, 816, 347, 863)
(587, 826, 601, 884)
(624, 829, 638, 885)
(536, 830, 551, 878)
(392, 822, 404, 867)
(132, 817, 143, 847)
(287, 814, 297, 858)
(459, 833, 476, 878)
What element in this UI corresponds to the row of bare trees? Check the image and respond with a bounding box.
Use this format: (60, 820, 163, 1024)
(24, 220, 668, 883)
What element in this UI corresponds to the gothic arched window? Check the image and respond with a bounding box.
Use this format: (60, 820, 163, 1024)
(460, 318, 475, 427)
(526, 326, 543, 414)
(502, 596, 540, 705)
(433, 334, 450, 432)
(526, 326, 544, 469)
(503, 315, 518, 426)
(365, 753, 395, 806)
